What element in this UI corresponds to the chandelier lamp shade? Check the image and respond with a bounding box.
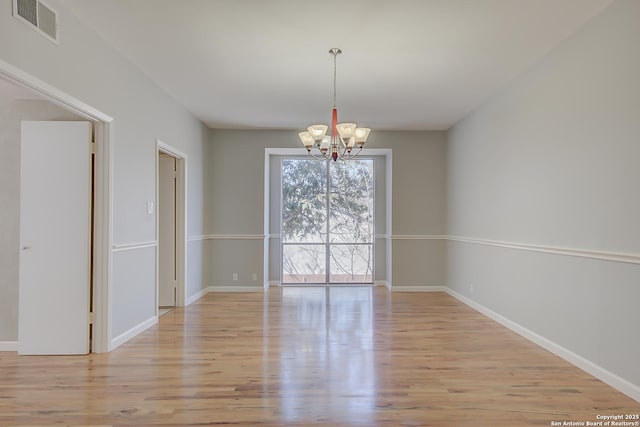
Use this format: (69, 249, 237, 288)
(298, 48, 371, 161)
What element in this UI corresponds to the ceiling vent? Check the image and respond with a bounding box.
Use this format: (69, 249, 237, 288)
(13, 0, 59, 44)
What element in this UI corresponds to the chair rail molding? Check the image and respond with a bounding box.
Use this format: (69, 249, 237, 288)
(112, 241, 158, 252)
(448, 235, 640, 265)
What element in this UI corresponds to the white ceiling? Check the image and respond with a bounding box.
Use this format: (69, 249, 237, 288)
(61, 0, 612, 130)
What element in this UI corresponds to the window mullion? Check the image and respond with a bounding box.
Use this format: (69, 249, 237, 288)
(325, 160, 330, 284)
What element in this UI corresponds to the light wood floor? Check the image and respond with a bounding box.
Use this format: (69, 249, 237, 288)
(0, 287, 637, 426)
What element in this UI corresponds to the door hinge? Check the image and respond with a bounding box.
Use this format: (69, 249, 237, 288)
(90, 141, 96, 154)
(88, 312, 94, 324)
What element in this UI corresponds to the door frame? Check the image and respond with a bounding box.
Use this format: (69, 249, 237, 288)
(156, 140, 187, 308)
(0, 59, 113, 353)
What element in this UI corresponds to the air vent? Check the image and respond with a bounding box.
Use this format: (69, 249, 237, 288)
(13, 0, 59, 44)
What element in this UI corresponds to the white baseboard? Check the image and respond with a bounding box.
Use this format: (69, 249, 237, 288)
(185, 285, 271, 303)
(273, 281, 382, 288)
(375, 281, 391, 290)
(392, 285, 447, 292)
(0, 341, 18, 352)
(208, 285, 263, 292)
(445, 288, 640, 403)
(185, 287, 210, 305)
(110, 316, 157, 351)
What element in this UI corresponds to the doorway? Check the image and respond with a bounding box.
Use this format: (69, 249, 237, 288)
(156, 140, 187, 314)
(281, 158, 374, 284)
(0, 67, 113, 354)
(158, 152, 177, 313)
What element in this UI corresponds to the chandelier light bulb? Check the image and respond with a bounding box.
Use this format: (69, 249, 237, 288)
(307, 124, 328, 141)
(354, 128, 371, 147)
(336, 123, 357, 140)
(298, 131, 314, 149)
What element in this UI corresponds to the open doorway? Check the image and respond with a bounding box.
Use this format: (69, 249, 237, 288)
(1, 79, 92, 353)
(158, 152, 176, 314)
(156, 140, 187, 316)
(0, 65, 113, 353)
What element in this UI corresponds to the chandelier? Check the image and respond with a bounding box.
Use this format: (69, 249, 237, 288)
(298, 48, 371, 161)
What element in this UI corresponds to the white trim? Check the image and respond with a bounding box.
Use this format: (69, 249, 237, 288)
(392, 235, 447, 240)
(184, 285, 267, 295)
(375, 280, 391, 290)
(270, 281, 387, 288)
(157, 141, 187, 159)
(263, 242, 270, 291)
(263, 149, 271, 290)
(448, 235, 640, 265)
(208, 234, 264, 240)
(0, 59, 113, 123)
(392, 285, 447, 292)
(385, 151, 393, 287)
(0, 341, 19, 352)
(0, 59, 113, 354)
(112, 241, 158, 252)
(185, 287, 209, 306)
(371, 234, 449, 240)
(156, 140, 188, 308)
(208, 285, 264, 293)
(265, 148, 393, 157)
(110, 316, 157, 351)
(188, 234, 264, 241)
(445, 288, 640, 403)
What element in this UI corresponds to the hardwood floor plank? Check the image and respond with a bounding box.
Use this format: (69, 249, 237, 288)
(0, 287, 637, 426)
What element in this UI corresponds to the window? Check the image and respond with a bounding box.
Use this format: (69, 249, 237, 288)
(281, 158, 374, 284)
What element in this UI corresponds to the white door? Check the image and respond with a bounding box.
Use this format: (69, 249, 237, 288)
(19, 121, 92, 355)
(158, 154, 176, 306)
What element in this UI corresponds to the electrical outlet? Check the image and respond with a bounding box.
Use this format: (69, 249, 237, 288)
(252, 273, 257, 281)
(232, 273, 238, 281)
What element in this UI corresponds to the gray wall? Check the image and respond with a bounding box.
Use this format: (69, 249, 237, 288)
(0, 99, 83, 341)
(208, 129, 447, 288)
(206, 130, 297, 287)
(388, 132, 446, 287)
(1, 0, 208, 342)
(447, 0, 640, 388)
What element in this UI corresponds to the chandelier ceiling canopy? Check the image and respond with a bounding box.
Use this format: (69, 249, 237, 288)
(298, 48, 371, 161)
